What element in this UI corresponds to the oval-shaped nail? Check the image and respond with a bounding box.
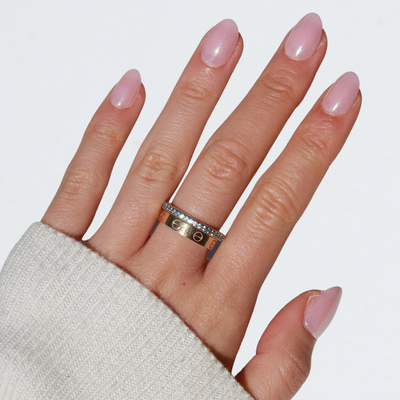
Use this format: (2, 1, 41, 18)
(201, 19, 238, 68)
(304, 286, 342, 339)
(322, 72, 360, 116)
(285, 13, 323, 60)
(111, 69, 141, 109)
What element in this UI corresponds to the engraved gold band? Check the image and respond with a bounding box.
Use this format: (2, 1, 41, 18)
(158, 203, 225, 250)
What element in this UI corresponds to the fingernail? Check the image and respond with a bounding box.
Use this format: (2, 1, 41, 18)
(285, 13, 323, 60)
(322, 72, 360, 115)
(201, 19, 238, 68)
(110, 69, 141, 109)
(304, 286, 342, 339)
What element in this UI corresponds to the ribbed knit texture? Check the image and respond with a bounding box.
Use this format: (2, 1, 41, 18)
(0, 222, 252, 399)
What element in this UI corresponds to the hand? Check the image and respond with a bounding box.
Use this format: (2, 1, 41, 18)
(42, 14, 361, 399)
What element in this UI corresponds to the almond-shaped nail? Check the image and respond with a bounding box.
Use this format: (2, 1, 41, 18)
(285, 13, 323, 60)
(201, 19, 238, 68)
(110, 69, 141, 109)
(322, 72, 360, 115)
(304, 286, 342, 339)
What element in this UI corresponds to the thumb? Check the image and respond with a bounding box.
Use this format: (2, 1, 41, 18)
(236, 287, 342, 400)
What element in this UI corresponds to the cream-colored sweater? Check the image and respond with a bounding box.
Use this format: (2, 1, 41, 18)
(0, 223, 252, 399)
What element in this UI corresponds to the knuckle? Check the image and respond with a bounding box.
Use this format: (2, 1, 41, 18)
(88, 116, 122, 150)
(298, 126, 331, 162)
(176, 76, 215, 106)
(202, 139, 250, 188)
(62, 165, 104, 198)
(251, 178, 301, 233)
(259, 68, 300, 107)
(279, 347, 312, 395)
(136, 146, 185, 185)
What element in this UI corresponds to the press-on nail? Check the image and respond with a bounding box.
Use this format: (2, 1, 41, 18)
(111, 69, 141, 109)
(322, 72, 360, 115)
(304, 286, 342, 339)
(285, 13, 323, 60)
(201, 19, 238, 68)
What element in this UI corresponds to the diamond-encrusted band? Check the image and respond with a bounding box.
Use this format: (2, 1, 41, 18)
(161, 202, 225, 240)
(157, 202, 225, 249)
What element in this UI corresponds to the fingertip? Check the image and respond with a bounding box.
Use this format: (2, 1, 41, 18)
(285, 13, 323, 60)
(201, 19, 239, 68)
(304, 286, 342, 339)
(110, 69, 142, 109)
(322, 72, 360, 116)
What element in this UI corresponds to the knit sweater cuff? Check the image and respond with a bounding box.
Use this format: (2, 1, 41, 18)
(0, 222, 252, 399)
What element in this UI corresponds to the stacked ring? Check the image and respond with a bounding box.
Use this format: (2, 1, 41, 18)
(158, 202, 225, 250)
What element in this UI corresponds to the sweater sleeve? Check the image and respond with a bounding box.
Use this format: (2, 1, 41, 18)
(0, 222, 253, 400)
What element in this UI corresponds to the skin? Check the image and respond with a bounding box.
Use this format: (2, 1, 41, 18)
(42, 21, 361, 400)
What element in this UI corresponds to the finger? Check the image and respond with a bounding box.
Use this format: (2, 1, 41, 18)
(173, 13, 326, 231)
(89, 20, 243, 260)
(42, 70, 144, 239)
(203, 72, 360, 352)
(236, 287, 342, 400)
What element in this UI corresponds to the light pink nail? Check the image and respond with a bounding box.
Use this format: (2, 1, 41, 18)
(322, 72, 360, 115)
(285, 13, 323, 60)
(304, 286, 342, 339)
(201, 19, 238, 68)
(110, 69, 141, 109)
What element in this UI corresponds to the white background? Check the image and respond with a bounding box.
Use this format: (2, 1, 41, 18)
(0, 0, 398, 398)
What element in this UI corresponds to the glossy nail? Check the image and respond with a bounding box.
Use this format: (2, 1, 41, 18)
(285, 13, 323, 60)
(304, 286, 342, 339)
(201, 19, 238, 68)
(322, 72, 360, 115)
(111, 69, 141, 109)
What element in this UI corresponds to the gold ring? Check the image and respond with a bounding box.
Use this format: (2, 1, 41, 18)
(157, 203, 225, 250)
